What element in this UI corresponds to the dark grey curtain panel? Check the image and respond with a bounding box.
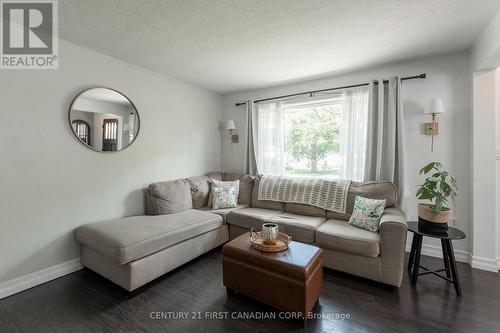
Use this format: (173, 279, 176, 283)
(364, 77, 407, 209)
(244, 100, 258, 175)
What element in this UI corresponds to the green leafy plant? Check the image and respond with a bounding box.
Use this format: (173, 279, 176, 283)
(416, 162, 458, 214)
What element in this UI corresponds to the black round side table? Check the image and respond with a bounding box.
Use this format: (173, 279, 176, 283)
(407, 221, 466, 296)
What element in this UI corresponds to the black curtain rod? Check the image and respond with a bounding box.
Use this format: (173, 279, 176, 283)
(235, 73, 426, 107)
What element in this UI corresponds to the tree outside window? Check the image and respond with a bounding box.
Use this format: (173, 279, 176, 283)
(284, 103, 342, 177)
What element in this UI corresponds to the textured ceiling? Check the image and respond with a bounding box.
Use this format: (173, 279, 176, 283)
(59, 0, 500, 93)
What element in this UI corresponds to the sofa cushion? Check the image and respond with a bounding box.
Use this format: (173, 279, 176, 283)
(186, 172, 225, 208)
(267, 213, 326, 243)
(224, 173, 256, 206)
(206, 172, 223, 181)
(251, 176, 285, 210)
(238, 176, 255, 205)
(226, 207, 283, 230)
(327, 181, 397, 221)
(148, 179, 193, 214)
(285, 203, 326, 218)
(198, 204, 249, 224)
(75, 210, 223, 264)
(186, 176, 212, 208)
(315, 219, 380, 257)
(223, 172, 246, 181)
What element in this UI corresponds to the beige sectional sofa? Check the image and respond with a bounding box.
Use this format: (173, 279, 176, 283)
(75, 172, 407, 292)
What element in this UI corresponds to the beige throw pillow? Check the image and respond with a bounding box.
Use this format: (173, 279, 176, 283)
(212, 186, 238, 209)
(208, 179, 239, 207)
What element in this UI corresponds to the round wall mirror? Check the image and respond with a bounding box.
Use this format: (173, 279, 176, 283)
(69, 88, 140, 152)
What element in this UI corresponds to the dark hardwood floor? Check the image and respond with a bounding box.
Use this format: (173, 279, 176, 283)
(1, 249, 499, 333)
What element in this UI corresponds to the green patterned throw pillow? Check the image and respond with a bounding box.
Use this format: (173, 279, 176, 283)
(348, 196, 387, 232)
(212, 186, 237, 210)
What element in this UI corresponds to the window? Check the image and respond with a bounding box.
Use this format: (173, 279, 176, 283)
(283, 98, 343, 178)
(255, 88, 369, 180)
(72, 120, 91, 145)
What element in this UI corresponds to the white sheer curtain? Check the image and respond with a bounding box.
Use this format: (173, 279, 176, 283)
(250, 88, 370, 179)
(254, 102, 285, 175)
(338, 88, 369, 180)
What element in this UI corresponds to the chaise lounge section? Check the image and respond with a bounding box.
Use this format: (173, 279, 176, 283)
(76, 211, 227, 291)
(76, 173, 234, 291)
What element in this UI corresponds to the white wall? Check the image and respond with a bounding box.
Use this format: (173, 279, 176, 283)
(471, 71, 498, 271)
(0, 39, 222, 285)
(471, 11, 500, 71)
(470, 11, 500, 271)
(221, 52, 472, 255)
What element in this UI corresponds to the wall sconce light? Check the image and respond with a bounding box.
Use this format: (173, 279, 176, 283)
(424, 98, 445, 152)
(226, 120, 237, 141)
(226, 120, 238, 153)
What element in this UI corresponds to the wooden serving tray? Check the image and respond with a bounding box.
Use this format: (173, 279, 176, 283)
(250, 228, 292, 253)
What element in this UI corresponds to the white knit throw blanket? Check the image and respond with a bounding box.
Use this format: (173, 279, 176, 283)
(258, 176, 351, 213)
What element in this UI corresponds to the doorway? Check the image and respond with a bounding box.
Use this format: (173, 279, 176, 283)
(102, 118, 118, 151)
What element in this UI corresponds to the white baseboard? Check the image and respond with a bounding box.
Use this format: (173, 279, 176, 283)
(470, 256, 499, 272)
(406, 243, 500, 272)
(0, 258, 82, 300)
(406, 243, 471, 264)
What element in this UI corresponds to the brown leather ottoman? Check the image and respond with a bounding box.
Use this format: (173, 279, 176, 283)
(223, 233, 323, 320)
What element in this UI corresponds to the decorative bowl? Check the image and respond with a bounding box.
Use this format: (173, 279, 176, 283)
(250, 228, 291, 253)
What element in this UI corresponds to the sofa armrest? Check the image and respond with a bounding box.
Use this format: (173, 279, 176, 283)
(379, 207, 407, 287)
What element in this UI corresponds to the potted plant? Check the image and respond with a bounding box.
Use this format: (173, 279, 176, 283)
(416, 162, 458, 233)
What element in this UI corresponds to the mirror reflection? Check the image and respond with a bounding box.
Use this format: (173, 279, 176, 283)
(69, 88, 140, 152)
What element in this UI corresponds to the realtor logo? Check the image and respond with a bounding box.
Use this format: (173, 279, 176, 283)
(1, 0, 58, 69)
